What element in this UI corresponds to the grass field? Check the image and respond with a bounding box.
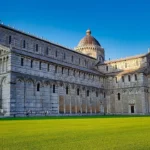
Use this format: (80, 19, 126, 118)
(0, 116, 150, 150)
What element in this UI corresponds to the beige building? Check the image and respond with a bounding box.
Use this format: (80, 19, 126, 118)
(0, 23, 150, 117)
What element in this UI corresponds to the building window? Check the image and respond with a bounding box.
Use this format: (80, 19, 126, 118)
(79, 71, 80, 77)
(136, 60, 138, 66)
(79, 58, 80, 64)
(118, 93, 120, 100)
(53, 85, 55, 93)
(106, 66, 108, 71)
(104, 92, 105, 98)
(39, 62, 41, 70)
(128, 75, 130, 82)
(9, 36, 11, 44)
(122, 76, 124, 82)
(66, 87, 68, 95)
(87, 90, 89, 97)
(84, 60, 86, 66)
(47, 64, 50, 72)
(64, 53, 66, 60)
(135, 74, 137, 81)
(62, 67, 64, 74)
(131, 105, 134, 113)
(68, 69, 70, 75)
(77, 88, 80, 95)
(36, 44, 38, 52)
(23, 40, 26, 48)
(21, 58, 24, 66)
(55, 66, 57, 73)
(72, 56, 73, 62)
(31, 60, 33, 68)
(73, 70, 75, 76)
(46, 47, 49, 55)
(96, 91, 98, 97)
(115, 77, 118, 83)
(55, 51, 57, 57)
(115, 64, 117, 69)
(37, 83, 40, 91)
(125, 63, 127, 68)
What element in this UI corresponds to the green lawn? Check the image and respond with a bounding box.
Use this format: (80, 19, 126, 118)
(0, 116, 150, 150)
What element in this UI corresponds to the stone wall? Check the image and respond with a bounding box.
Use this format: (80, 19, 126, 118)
(9, 74, 105, 116)
(99, 55, 147, 74)
(0, 25, 96, 69)
(0, 24, 150, 116)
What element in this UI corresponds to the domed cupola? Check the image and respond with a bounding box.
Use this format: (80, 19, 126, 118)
(75, 29, 105, 62)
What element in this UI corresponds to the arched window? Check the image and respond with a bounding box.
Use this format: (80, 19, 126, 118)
(21, 58, 24, 66)
(64, 53, 66, 60)
(55, 66, 57, 73)
(84, 60, 86, 66)
(77, 88, 80, 95)
(37, 83, 40, 91)
(115, 64, 117, 69)
(136, 60, 138, 66)
(66, 87, 68, 95)
(118, 93, 120, 100)
(115, 77, 118, 83)
(36, 44, 38, 52)
(31, 60, 33, 68)
(53, 84, 55, 93)
(106, 66, 108, 71)
(46, 47, 49, 55)
(73, 70, 75, 76)
(23, 40, 26, 48)
(96, 91, 98, 97)
(128, 75, 130, 82)
(122, 76, 124, 82)
(125, 63, 127, 68)
(55, 51, 57, 57)
(39, 62, 41, 70)
(104, 92, 105, 98)
(135, 74, 137, 81)
(47, 64, 50, 72)
(87, 90, 89, 97)
(9, 35, 12, 44)
(62, 67, 64, 74)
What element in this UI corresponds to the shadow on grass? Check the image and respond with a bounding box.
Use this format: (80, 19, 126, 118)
(0, 115, 150, 121)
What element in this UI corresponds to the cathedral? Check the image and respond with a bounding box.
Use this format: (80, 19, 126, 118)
(0, 23, 150, 117)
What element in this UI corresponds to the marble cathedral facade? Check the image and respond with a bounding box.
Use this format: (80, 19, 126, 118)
(0, 24, 150, 117)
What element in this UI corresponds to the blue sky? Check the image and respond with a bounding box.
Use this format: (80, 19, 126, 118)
(0, 0, 150, 60)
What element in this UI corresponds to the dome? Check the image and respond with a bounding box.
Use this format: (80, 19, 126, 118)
(77, 29, 101, 47)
